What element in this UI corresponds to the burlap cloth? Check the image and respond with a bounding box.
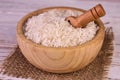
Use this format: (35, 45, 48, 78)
(0, 27, 114, 80)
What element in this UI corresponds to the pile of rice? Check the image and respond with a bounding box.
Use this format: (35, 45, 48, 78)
(24, 9, 98, 47)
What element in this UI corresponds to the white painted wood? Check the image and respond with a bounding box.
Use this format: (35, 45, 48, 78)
(0, 74, 32, 80)
(0, 0, 120, 80)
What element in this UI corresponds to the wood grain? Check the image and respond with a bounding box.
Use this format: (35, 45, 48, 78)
(16, 7, 105, 73)
(0, 0, 120, 79)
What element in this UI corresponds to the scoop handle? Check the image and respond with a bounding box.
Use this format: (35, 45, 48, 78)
(66, 4, 106, 28)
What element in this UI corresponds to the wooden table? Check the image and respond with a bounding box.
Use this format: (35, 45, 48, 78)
(0, 0, 120, 80)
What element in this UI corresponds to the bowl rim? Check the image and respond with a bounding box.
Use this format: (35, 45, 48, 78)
(17, 6, 105, 50)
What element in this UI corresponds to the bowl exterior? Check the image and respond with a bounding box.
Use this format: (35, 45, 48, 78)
(16, 7, 105, 73)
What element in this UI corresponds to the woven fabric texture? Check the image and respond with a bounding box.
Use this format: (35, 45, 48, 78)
(0, 27, 114, 80)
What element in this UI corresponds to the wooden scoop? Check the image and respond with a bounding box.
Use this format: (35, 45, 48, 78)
(66, 4, 106, 28)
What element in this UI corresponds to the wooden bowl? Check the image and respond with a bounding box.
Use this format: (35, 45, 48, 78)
(16, 7, 105, 73)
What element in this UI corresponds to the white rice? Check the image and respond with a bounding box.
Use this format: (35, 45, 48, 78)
(24, 9, 98, 47)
